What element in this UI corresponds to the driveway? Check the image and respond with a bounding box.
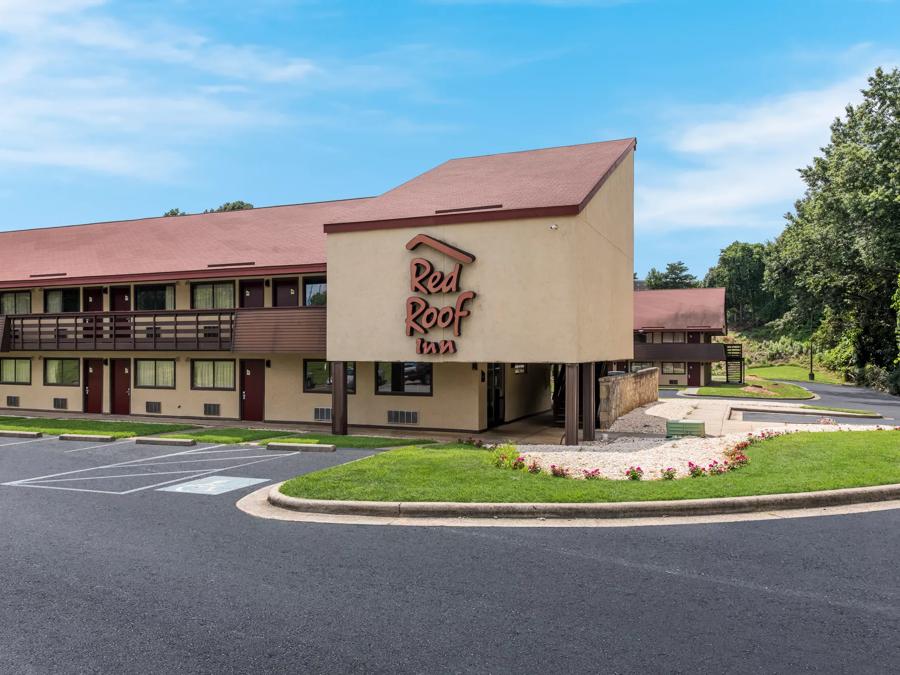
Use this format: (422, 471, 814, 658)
(1, 435, 898, 672)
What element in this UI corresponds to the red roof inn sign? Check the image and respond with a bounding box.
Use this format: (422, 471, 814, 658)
(404, 234, 476, 355)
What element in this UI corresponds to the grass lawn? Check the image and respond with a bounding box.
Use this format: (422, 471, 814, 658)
(268, 434, 436, 449)
(695, 377, 813, 399)
(747, 364, 844, 385)
(280, 431, 900, 503)
(800, 405, 878, 416)
(164, 428, 297, 444)
(0, 416, 195, 439)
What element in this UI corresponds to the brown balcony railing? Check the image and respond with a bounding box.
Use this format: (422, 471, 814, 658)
(0, 306, 327, 353)
(2, 310, 236, 352)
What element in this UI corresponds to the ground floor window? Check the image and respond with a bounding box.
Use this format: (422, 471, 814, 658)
(191, 360, 235, 390)
(303, 360, 356, 394)
(44, 358, 79, 386)
(661, 362, 686, 375)
(630, 361, 655, 372)
(0, 358, 31, 384)
(135, 360, 176, 389)
(375, 362, 432, 396)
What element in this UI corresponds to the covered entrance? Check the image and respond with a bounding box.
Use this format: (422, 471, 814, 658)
(486, 363, 505, 427)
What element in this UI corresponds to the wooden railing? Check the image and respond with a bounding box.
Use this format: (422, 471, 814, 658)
(1, 310, 236, 352)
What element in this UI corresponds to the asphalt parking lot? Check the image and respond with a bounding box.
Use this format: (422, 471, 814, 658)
(1, 435, 899, 673)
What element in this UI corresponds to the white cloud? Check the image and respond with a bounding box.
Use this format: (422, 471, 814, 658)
(635, 70, 887, 233)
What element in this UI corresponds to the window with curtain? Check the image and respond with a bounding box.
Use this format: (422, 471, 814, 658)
(0, 291, 31, 315)
(302, 277, 327, 306)
(135, 360, 176, 388)
(661, 362, 686, 375)
(630, 362, 655, 372)
(135, 285, 175, 311)
(191, 360, 235, 390)
(0, 359, 31, 384)
(44, 358, 79, 386)
(44, 288, 80, 313)
(303, 360, 356, 394)
(192, 282, 234, 309)
(375, 362, 432, 395)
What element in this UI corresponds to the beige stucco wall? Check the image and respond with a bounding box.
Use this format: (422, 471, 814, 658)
(326, 151, 634, 364)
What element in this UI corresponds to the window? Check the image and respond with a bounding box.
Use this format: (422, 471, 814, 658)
(375, 362, 432, 396)
(44, 288, 80, 313)
(135, 360, 176, 389)
(0, 358, 31, 384)
(661, 362, 686, 375)
(662, 332, 685, 343)
(191, 360, 235, 390)
(303, 276, 327, 306)
(135, 284, 175, 311)
(303, 360, 356, 394)
(630, 362, 655, 372)
(44, 358, 80, 386)
(192, 282, 234, 309)
(0, 291, 31, 315)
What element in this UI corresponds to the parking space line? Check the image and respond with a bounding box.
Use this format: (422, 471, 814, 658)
(63, 438, 135, 453)
(27, 470, 209, 484)
(118, 454, 300, 494)
(129, 454, 290, 467)
(0, 437, 58, 447)
(9, 484, 124, 495)
(1, 445, 226, 486)
(183, 447, 265, 455)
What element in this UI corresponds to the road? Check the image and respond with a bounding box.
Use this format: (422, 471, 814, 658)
(1, 435, 898, 673)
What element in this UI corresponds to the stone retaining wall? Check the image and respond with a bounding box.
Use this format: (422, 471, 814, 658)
(598, 367, 659, 429)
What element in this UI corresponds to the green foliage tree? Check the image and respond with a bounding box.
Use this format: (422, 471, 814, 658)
(765, 67, 900, 375)
(204, 200, 254, 213)
(704, 241, 784, 328)
(163, 208, 187, 217)
(645, 261, 698, 289)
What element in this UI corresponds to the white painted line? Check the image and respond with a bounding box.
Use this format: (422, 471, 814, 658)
(182, 447, 264, 455)
(28, 470, 210, 484)
(2, 444, 226, 485)
(64, 438, 135, 453)
(6, 483, 124, 495)
(0, 437, 58, 448)
(118, 454, 299, 494)
(127, 454, 293, 467)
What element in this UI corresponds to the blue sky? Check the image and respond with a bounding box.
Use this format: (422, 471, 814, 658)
(1, 0, 898, 278)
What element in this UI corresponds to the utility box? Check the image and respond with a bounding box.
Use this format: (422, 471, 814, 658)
(666, 419, 706, 438)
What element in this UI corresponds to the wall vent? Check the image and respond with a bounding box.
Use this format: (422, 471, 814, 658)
(52, 398, 68, 410)
(6, 396, 20, 408)
(145, 401, 162, 414)
(203, 403, 221, 416)
(314, 407, 332, 422)
(388, 410, 419, 425)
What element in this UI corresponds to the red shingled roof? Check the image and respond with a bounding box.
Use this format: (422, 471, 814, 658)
(634, 288, 727, 333)
(0, 198, 372, 288)
(324, 138, 636, 233)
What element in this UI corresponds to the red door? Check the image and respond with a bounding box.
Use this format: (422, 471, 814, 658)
(239, 280, 265, 308)
(687, 362, 701, 387)
(240, 360, 265, 421)
(83, 359, 104, 413)
(110, 359, 131, 415)
(272, 278, 299, 307)
(110, 286, 131, 311)
(82, 287, 104, 340)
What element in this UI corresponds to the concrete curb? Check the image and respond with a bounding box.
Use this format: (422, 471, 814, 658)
(135, 436, 196, 446)
(267, 442, 335, 452)
(679, 391, 817, 401)
(58, 433, 115, 442)
(728, 405, 882, 419)
(267, 483, 900, 520)
(0, 430, 42, 438)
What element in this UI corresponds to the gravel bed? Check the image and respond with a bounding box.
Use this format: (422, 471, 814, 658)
(606, 400, 697, 434)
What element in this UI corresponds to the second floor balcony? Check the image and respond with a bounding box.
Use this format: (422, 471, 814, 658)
(0, 307, 326, 354)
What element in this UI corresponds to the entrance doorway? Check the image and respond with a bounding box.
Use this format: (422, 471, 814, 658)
(687, 362, 701, 387)
(83, 359, 104, 414)
(239, 280, 265, 308)
(240, 359, 265, 421)
(110, 359, 131, 415)
(487, 363, 505, 427)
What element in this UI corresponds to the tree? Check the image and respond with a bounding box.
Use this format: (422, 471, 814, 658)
(163, 208, 187, 217)
(765, 67, 900, 372)
(645, 261, 698, 289)
(704, 241, 784, 328)
(204, 200, 254, 213)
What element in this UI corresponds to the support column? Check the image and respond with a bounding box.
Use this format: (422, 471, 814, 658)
(564, 362, 579, 446)
(581, 362, 596, 442)
(331, 361, 348, 436)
